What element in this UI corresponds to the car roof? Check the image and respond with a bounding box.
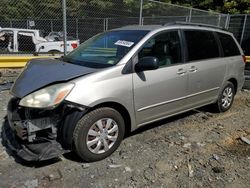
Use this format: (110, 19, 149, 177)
(113, 22, 231, 35)
(113, 25, 162, 31)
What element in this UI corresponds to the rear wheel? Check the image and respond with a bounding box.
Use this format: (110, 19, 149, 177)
(48, 50, 61, 54)
(73, 107, 125, 162)
(214, 81, 235, 112)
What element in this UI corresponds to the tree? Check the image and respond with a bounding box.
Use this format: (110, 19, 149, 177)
(32, 0, 62, 19)
(0, 0, 250, 21)
(0, 0, 34, 20)
(222, 0, 250, 14)
(170, 0, 250, 14)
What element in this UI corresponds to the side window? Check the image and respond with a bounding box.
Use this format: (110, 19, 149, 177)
(0, 30, 14, 52)
(217, 33, 240, 57)
(184, 30, 220, 61)
(138, 31, 182, 67)
(17, 32, 36, 52)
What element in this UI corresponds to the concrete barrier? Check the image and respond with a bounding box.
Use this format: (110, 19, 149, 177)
(0, 56, 59, 68)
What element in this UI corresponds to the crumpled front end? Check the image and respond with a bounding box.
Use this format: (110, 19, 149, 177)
(3, 97, 84, 161)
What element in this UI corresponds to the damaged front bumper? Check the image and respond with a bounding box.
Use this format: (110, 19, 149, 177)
(2, 125, 65, 161)
(3, 97, 85, 161)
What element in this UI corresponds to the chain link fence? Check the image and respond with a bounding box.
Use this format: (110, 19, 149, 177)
(0, 0, 249, 55)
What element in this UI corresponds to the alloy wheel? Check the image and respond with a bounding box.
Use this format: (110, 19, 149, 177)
(222, 87, 233, 109)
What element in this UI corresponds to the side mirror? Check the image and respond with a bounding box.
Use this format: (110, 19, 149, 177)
(135, 56, 159, 72)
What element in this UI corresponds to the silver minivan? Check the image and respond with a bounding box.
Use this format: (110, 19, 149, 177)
(4, 23, 245, 162)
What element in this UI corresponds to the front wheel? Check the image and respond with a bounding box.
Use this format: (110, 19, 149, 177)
(73, 107, 125, 162)
(48, 50, 61, 54)
(214, 81, 235, 112)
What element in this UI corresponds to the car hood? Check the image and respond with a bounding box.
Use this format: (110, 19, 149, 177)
(11, 58, 99, 98)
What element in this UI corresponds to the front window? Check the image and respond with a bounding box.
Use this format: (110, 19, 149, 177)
(63, 30, 149, 68)
(138, 31, 182, 67)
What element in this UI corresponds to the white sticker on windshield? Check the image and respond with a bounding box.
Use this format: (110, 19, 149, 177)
(115, 40, 134, 47)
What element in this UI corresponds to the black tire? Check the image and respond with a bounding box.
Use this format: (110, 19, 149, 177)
(48, 50, 61, 54)
(73, 107, 125, 162)
(214, 81, 235, 112)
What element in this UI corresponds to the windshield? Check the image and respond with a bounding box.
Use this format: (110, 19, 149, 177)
(63, 30, 149, 68)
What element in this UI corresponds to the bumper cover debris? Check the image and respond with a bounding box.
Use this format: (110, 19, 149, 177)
(3, 98, 67, 161)
(2, 120, 65, 161)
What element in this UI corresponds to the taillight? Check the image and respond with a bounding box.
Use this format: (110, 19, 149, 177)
(242, 55, 247, 64)
(71, 43, 78, 49)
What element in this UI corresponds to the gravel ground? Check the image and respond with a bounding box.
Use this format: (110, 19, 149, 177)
(0, 90, 249, 188)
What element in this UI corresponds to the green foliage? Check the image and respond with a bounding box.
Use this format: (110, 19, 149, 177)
(222, 0, 250, 14)
(171, 0, 250, 14)
(0, 0, 249, 21)
(34, 1, 62, 19)
(0, 0, 35, 20)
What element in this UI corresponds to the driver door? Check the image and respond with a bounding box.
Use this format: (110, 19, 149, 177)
(133, 30, 189, 126)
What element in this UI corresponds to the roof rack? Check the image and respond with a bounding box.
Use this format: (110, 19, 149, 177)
(164, 21, 225, 30)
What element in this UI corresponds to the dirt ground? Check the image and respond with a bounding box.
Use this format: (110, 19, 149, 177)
(0, 89, 249, 188)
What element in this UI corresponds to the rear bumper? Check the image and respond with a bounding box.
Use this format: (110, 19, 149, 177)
(245, 69, 250, 80)
(244, 69, 250, 89)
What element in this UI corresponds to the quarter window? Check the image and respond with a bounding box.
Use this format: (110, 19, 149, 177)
(184, 30, 220, 61)
(138, 31, 182, 67)
(217, 33, 240, 57)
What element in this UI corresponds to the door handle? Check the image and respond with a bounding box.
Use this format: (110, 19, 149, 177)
(177, 68, 187, 75)
(189, 66, 197, 72)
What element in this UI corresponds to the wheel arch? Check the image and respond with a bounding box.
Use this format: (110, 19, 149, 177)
(92, 101, 132, 137)
(227, 78, 238, 93)
(48, 49, 61, 53)
(60, 101, 132, 150)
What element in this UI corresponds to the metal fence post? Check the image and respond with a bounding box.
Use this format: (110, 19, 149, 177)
(217, 14, 221, 27)
(139, 0, 143, 25)
(9, 20, 12, 28)
(189, 8, 192, 22)
(225, 14, 230, 29)
(106, 18, 109, 31)
(62, 0, 67, 56)
(240, 14, 247, 45)
(50, 20, 53, 32)
(76, 18, 79, 39)
(103, 18, 106, 32)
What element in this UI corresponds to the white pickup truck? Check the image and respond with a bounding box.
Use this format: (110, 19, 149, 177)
(0, 28, 79, 53)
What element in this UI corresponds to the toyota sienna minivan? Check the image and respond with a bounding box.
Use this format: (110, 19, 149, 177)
(4, 22, 245, 162)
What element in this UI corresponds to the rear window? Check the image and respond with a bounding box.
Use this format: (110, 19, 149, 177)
(184, 30, 220, 61)
(217, 32, 240, 57)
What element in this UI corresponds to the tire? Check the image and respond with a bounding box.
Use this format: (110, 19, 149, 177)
(214, 81, 235, 112)
(73, 107, 125, 162)
(48, 50, 61, 54)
